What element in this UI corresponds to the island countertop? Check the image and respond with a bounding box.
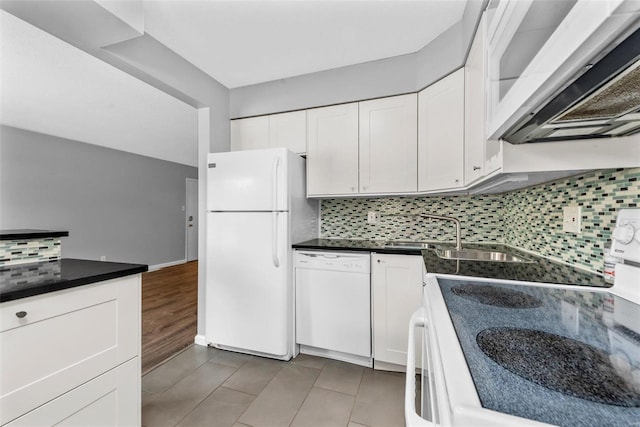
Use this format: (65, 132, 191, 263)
(0, 258, 148, 302)
(0, 229, 69, 240)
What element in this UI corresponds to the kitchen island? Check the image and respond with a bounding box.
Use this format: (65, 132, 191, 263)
(0, 229, 147, 426)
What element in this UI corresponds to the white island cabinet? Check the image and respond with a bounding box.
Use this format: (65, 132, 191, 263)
(0, 275, 141, 426)
(372, 253, 424, 371)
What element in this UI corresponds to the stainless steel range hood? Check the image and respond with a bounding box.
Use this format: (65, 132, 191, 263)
(504, 27, 640, 144)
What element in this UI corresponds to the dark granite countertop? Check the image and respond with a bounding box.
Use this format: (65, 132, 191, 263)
(0, 229, 69, 240)
(0, 258, 148, 302)
(292, 238, 608, 287)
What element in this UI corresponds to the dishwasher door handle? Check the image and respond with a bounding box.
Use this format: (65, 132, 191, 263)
(297, 252, 363, 261)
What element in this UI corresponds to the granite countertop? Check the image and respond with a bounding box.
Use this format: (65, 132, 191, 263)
(292, 238, 608, 287)
(0, 258, 148, 302)
(0, 229, 69, 240)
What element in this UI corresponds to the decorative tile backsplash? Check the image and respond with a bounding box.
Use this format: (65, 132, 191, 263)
(320, 168, 639, 275)
(0, 238, 61, 266)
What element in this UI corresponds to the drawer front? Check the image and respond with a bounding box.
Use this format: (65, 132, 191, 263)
(0, 275, 141, 425)
(6, 357, 140, 427)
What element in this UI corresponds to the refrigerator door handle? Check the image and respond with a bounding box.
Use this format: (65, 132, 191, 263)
(272, 156, 280, 211)
(272, 212, 280, 268)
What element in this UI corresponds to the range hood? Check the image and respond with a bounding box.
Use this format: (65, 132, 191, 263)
(504, 26, 640, 144)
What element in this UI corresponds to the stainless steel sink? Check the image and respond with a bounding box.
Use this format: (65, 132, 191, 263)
(383, 241, 437, 250)
(435, 248, 533, 263)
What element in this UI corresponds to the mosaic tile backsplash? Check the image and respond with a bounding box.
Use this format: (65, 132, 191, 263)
(0, 238, 61, 266)
(320, 168, 640, 275)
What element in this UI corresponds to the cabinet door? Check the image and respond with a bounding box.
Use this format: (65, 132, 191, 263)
(359, 94, 417, 194)
(6, 357, 139, 427)
(0, 276, 141, 425)
(418, 69, 465, 192)
(269, 110, 307, 154)
(306, 103, 359, 196)
(372, 254, 423, 370)
(464, 14, 486, 186)
(230, 116, 269, 151)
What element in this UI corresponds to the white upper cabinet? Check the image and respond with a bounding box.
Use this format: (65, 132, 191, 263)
(230, 116, 269, 152)
(359, 94, 417, 194)
(306, 103, 359, 196)
(268, 110, 307, 154)
(231, 111, 307, 154)
(464, 14, 487, 186)
(418, 69, 465, 192)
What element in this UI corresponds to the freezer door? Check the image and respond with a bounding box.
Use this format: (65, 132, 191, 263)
(207, 149, 289, 212)
(206, 212, 291, 358)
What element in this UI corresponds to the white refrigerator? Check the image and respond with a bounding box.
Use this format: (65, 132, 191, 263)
(205, 148, 318, 360)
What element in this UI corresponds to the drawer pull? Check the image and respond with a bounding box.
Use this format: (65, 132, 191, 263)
(16, 311, 27, 318)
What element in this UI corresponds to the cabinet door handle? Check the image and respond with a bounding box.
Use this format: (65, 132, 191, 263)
(473, 166, 481, 171)
(15, 311, 27, 318)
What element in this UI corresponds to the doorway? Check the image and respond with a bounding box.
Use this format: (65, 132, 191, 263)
(186, 178, 198, 262)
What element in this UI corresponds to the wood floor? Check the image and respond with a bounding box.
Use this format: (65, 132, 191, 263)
(142, 261, 198, 375)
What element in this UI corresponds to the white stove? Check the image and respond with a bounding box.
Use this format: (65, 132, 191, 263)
(405, 209, 640, 427)
(611, 209, 640, 305)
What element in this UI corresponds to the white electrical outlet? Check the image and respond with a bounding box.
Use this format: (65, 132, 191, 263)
(367, 211, 379, 224)
(100, 255, 106, 261)
(562, 205, 582, 233)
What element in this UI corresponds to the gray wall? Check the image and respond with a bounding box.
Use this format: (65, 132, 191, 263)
(229, 0, 487, 119)
(229, 54, 417, 118)
(102, 34, 230, 153)
(0, 126, 197, 267)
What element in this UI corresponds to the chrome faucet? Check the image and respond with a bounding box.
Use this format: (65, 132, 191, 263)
(380, 212, 463, 250)
(419, 214, 462, 250)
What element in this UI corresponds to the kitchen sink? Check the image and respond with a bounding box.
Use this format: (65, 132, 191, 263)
(383, 241, 437, 250)
(435, 248, 533, 263)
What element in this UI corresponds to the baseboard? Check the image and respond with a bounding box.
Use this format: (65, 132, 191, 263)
(148, 259, 187, 272)
(299, 345, 372, 368)
(194, 334, 208, 347)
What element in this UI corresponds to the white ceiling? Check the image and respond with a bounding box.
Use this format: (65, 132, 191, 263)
(0, 10, 198, 166)
(0, 1, 469, 167)
(143, 0, 468, 88)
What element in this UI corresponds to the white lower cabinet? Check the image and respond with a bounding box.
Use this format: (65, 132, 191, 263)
(0, 275, 141, 426)
(371, 253, 424, 371)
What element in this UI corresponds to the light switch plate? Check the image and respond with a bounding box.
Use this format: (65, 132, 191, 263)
(562, 206, 582, 233)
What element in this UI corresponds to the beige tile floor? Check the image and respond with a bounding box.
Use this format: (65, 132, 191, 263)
(142, 345, 410, 427)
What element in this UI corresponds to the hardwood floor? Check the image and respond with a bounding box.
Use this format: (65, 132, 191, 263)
(142, 261, 198, 375)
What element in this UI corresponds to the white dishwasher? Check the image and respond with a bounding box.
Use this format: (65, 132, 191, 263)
(294, 250, 372, 367)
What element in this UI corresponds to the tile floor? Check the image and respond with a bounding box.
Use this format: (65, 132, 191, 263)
(142, 345, 410, 427)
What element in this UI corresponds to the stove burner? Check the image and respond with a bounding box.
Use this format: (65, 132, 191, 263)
(477, 328, 640, 407)
(452, 284, 543, 308)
